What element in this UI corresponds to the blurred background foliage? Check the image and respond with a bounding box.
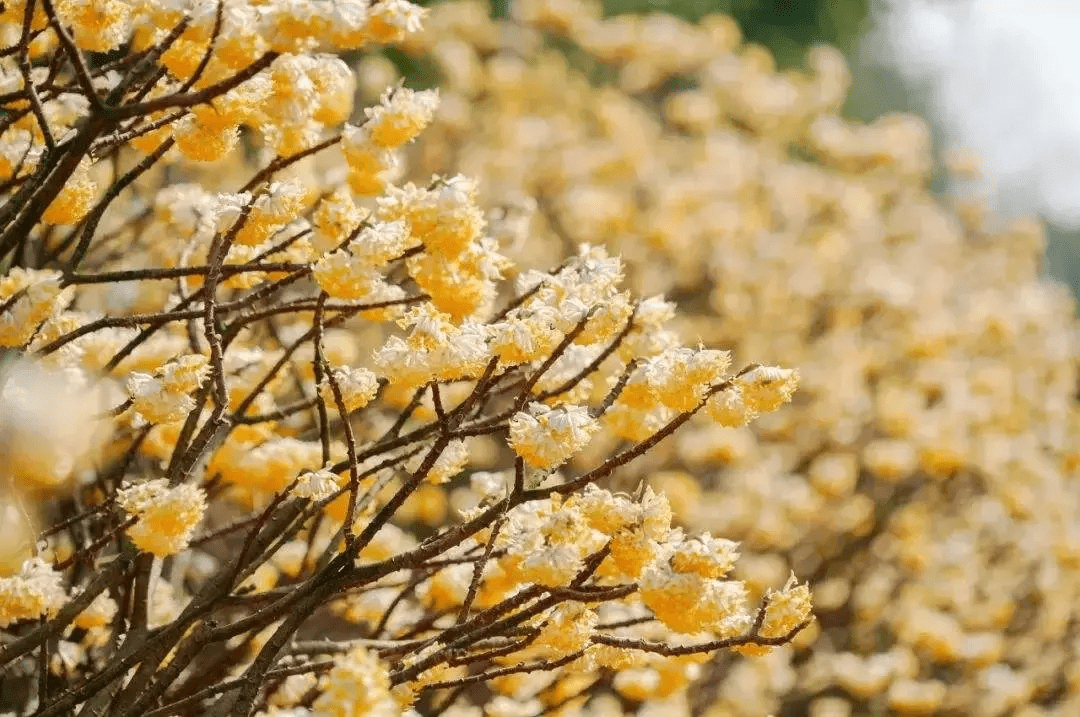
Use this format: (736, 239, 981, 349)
(405, 0, 875, 122)
(447, 0, 872, 70)
(589, 0, 869, 70)
(404, 0, 1080, 299)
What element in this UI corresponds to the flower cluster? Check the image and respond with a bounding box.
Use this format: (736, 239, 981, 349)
(319, 365, 380, 412)
(508, 402, 599, 469)
(126, 355, 210, 425)
(0, 270, 73, 348)
(310, 646, 398, 717)
(116, 479, 207, 557)
(0, 558, 67, 628)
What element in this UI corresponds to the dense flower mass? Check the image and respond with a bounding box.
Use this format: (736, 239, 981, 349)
(0, 0, 1073, 715)
(398, 1, 1080, 715)
(0, 1, 811, 714)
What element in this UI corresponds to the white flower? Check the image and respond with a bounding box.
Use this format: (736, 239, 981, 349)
(670, 532, 740, 579)
(635, 295, 677, 328)
(294, 468, 341, 501)
(253, 180, 307, 222)
(320, 366, 380, 412)
(365, 0, 427, 43)
(733, 365, 799, 412)
(705, 385, 753, 427)
(405, 439, 469, 484)
(312, 647, 397, 717)
(469, 471, 509, 499)
(508, 403, 599, 469)
(127, 374, 194, 425)
(348, 220, 415, 267)
(0, 557, 67, 627)
(372, 335, 436, 388)
(363, 87, 440, 148)
(312, 251, 398, 301)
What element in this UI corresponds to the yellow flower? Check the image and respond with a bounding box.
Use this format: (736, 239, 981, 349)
(364, 86, 440, 149)
(320, 366, 380, 412)
(55, 0, 131, 52)
(173, 114, 240, 163)
(508, 403, 599, 470)
(312, 646, 397, 717)
(42, 160, 96, 225)
(0, 558, 67, 628)
(74, 592, 118, 629)
(117, 479, 207, 557)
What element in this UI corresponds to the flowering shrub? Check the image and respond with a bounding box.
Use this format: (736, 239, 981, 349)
(399, 1, 1080, 715)
(0, 1, 812, 715)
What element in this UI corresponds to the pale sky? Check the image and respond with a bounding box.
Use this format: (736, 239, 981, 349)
(868, 0, 1080, 227)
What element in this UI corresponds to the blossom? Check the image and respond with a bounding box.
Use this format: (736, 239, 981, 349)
(639, 558, 751, 636)
(758, 573, 812, 639)
(41, 159, 96, 225)
(370, 334, 437, 388)
(533, 602, 597, 658)
(639, 486, 673, 541)
(377, 175, 486, 258)
(705, 385, 754, 428)
(320, 366, 380, 412)
(0, 558, 67, 627)
(323, 0, 370, 49)
(372, 309, 493, 386)
(405, 250, 500, 319)
(610, 526, 660, 578)
(669, 533, 740, 579)
(173, 114, 241, 163)
(732, 365, 800, 413)
(517, 543, 587, 587)
(312, 646, 398, 717)
(210, 436, 324, 493)
(405, 439, 470, 485)
(569, 484, 641, 535)
(341, 123, 401, 195)
(127, 355, 209, 425)
(469, 470, 509, 500)
(74, 592, 118, 629)
(0, 269, 75, 347)
(312, 189, 370, 247)
(294, 468, 342, 502)
(622, 347, 732, 411)
(508, 403, 600, 469)
(55, 0, 132, 52)
(363, 0, 428, 44)
(235, 179, 310, 245)
(117, 479, 207, 557)
(363, 86, 440, 149)
(418, 563, 472, 610)
(127, 373, 195, 425)
(312, 250, 401, 302)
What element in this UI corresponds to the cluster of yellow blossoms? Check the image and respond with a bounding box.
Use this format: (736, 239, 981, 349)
(396, 0, 1080, 715)
(0, 0, 813, 715)
(115, 479, 207, 557)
